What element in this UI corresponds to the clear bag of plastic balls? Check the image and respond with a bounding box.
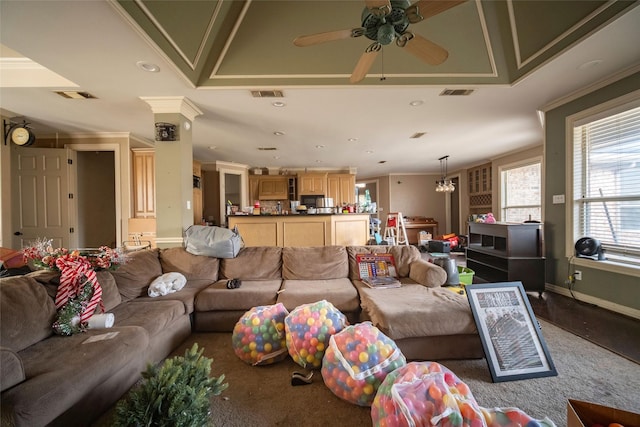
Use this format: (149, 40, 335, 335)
(321, 321, 406, 407)
(372, 361, 481, 427)
(285, 300, 348, 369)
(232, 303, 289, 366)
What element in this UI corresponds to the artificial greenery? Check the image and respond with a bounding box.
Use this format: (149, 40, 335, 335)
(113, 343, 228, 427)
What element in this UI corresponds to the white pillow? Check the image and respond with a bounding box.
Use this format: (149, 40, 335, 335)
(148, 272, 187, 297)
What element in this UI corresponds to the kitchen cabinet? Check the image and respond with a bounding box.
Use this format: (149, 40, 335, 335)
(468, 162, 493, 215)
(468, 163, 492, 195)
(132, 149, 155, 218)
(465, 222, 545, 294)
(193, 160, 202, 224)
(258, 176, 289, 200)
(298, 173, 327, 196)
(248, 175, 260, 203)
(327, 174, 356, 205)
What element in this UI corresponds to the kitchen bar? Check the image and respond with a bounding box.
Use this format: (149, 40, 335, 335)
(228, 213, 370, 247)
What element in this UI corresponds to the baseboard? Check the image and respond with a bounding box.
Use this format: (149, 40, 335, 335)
(545, 283, 640, 320)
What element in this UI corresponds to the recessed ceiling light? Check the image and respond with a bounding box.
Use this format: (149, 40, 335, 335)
(208, 146, 217, 150)
(273, 131, 285, 136)
(273, 156, 280, 159)
(315, 160, 322, 163)
(136, 61, 160, 72)
(348, 137, 358, 142)
(366, 150, 374, 154)
(577, 59, 603, 70)
(272, 101, 286, 107)
(315, 144, 325, 149)
(409, 100, 424, 106)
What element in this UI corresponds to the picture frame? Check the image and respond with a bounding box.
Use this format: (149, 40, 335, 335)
(466, 281, 557, 382)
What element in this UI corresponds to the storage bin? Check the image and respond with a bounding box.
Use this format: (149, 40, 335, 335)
(458, 266, 475, 285)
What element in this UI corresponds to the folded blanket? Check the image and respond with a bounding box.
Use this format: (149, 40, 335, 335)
(148, 272, 187, 297)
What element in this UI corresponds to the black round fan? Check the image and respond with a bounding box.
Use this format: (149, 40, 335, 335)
(575, 237, 606, 260)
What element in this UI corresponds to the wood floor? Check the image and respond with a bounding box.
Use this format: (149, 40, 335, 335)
(527, 291, 640, 364)
(419, 251, 639, 364)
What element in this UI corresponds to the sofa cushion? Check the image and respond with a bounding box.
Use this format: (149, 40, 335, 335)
(355, 282, 478, 340)
(276, 278, 359, 313)
(3, 326, 148, 427)
(109, 300, 185, 338)
(1, 347, 25, 392)
(282, 246, 348, 280)
(111, 249, 162, 301)
(408, 259, 447, 288)
(159, 247, 219, 285)
(195, 279, 282, 311)
(0, 276, 56, 352)
(220, 246, 282, 280)
(96, 271, 122, 311)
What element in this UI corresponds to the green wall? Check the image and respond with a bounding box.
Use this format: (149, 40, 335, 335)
(544, 71, 640, 313)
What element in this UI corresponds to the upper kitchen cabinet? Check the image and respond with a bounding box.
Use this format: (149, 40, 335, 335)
(468, 163, 492, 195)
(258, 176, 289, 200)
(248, 175, 260, 203)
(132, 149, 155, 218)
(193, 160, 203, 224)
(327, 174, 356, 205)
(468, 162, 493, 215)
(298, 173, 328, 196)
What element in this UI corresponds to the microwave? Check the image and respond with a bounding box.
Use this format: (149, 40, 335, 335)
(300, 194, 321, 208)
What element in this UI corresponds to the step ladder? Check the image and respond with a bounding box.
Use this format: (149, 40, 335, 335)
(383, 212, 408, 246)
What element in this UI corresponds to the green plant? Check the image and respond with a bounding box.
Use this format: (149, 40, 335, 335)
(114, 343, 228, 427)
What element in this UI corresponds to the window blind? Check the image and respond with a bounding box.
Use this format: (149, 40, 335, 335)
(573, 105, 640, 264)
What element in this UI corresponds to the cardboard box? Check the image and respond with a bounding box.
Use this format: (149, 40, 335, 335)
(567, 399, 640, 427)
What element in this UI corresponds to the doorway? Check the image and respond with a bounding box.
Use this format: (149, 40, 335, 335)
(76, 151, 116, 247)
(448, 176, 461, 235)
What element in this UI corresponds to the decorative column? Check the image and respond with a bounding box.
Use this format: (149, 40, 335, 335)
(140, 96, 202, 248)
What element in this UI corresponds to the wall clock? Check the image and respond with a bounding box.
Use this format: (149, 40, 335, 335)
(5, 123, 36, 146)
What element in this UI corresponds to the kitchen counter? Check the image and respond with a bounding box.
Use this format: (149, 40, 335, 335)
(228, 213, 370, 247)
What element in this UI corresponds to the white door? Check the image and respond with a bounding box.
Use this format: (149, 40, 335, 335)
(11, 146, 75, 249)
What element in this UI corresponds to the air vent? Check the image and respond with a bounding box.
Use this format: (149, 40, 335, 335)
(410, 132, 427, 139)
(54, 91, 97, 99)
(439, 89, 474, 96)
(258, 147, 278, 151)
(251, 90, 284, 98)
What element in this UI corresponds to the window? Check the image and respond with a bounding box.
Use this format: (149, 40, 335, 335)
(501, 161, 542, 223)
(572, 102, 640, 266)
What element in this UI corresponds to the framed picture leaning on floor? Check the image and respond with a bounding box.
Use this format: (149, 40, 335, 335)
(466, 281, 557, 382)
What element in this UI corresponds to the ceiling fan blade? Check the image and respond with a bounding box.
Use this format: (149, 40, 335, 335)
(366, 0, 391, 12)
(293, 28, 364, 47)
(401, 33, 448, 65)
(350, 44, 381, 83)
(405, 0, 467, 23)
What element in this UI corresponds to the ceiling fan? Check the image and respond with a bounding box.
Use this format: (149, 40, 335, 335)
(293, 0, 467, 83)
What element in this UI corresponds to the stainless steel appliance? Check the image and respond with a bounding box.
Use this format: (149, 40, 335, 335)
(300, 194, 320, 208)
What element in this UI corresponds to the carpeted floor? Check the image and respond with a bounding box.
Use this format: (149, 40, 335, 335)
(95, 318, 639, 427)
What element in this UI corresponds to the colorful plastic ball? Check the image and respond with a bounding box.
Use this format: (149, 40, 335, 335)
(321, 322, 406, 407)
(232, 303, 289, 366)
(372, 361, 481, 427)
(285, 300, 348, 369)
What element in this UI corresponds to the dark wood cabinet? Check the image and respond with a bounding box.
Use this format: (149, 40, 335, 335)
(466, 222, 545, 294)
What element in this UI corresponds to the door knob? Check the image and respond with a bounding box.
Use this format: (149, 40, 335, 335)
(14, 231, 23, 236)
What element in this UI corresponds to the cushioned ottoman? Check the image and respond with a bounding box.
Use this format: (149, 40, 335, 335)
(355, 282, 483, 360)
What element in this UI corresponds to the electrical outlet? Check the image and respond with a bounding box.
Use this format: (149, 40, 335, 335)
(574, 270, 582, 281)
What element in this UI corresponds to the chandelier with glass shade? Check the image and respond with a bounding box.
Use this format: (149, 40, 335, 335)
(435, 155, 455, 193)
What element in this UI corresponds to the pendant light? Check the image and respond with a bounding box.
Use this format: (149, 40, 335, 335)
(435, 155, 455, 193)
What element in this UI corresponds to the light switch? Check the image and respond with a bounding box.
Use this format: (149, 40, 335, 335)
(187, 200, 191, 210)
(552, 194, 565, 204)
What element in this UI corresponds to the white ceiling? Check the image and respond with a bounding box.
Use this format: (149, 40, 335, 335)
(1, 1, 639, 178)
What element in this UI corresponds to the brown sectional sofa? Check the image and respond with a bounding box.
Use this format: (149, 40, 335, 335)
(0, 244, 481, 426)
